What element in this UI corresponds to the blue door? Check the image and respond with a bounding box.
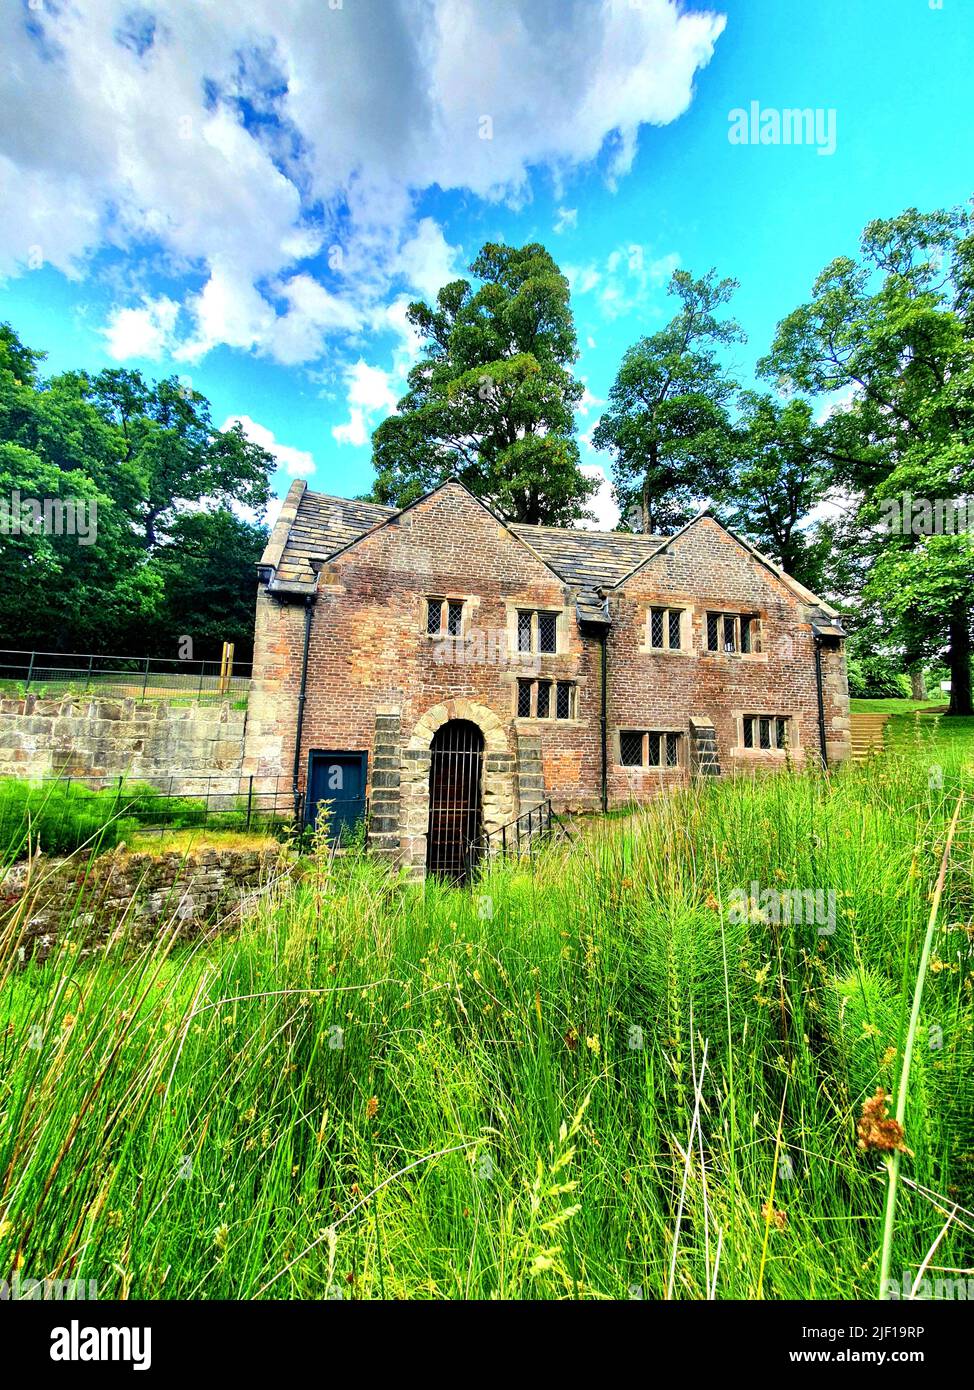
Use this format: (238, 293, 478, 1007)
(306, 751, 368, 842)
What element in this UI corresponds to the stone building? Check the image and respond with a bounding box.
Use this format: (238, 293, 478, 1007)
(244, 477, 849, 880)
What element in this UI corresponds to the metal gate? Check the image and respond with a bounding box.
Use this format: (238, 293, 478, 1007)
(426, 719, 484, 883)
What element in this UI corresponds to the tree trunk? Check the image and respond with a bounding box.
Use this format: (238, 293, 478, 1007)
(909, 667, 927, 702)
(947, 599, 973, 716)
(643, 441, 658, 534)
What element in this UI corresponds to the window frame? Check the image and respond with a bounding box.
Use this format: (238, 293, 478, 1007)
(646, 605, 686, 652)
(618, 729, 683, 770)
(741, 713, 792, 752)
(705, 610, 761, 655)
(514, 607, 561, 655)
(514, 677, 577, 722)
(425, 596, 467, 638)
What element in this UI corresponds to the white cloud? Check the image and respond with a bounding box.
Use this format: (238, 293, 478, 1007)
(176, 268, 274, 360)
(223, 414, 316, 478)
(575, 382, 604, 418)
(0, 0, 724, 360)
(554, 207, 578, 235)
(373, 294, 425, 379)
(332, 359, 399, 447)
(570, 244, 681, 320)
(579, 464, 620, 531)
(102, 294, 180, 359)
(395, 217, 462, 302)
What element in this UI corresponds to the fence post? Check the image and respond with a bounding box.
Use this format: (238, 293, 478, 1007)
(198, 662, 205, 701)
(25, 649, 35, 694)
(141, 656, 150, 701)
(86, 653, 94, 694)
(246, 775, 254, 831)
(219, 641, 234, 695)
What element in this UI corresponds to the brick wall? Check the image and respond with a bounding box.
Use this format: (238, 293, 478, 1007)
(244, 484, 603, 822)
(606, 518, 850, 801)
(246, 484, 850, 874)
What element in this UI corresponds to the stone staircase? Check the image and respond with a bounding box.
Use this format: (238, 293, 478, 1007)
(849, 711, 891, 762)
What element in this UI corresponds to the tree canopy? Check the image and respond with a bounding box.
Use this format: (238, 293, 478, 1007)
(713, 391, 831, 592)
(760, 206, 974, 714)
(592, 269, 742, 534)
(369, 242, 597, 525)
(0, 324, 272, 659)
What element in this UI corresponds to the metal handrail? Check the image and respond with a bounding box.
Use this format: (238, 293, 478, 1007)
(482, 797, 560, 860)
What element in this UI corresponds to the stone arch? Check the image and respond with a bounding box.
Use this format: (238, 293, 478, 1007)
(406, 698, 508, 754)
(400, 700, 515, 879)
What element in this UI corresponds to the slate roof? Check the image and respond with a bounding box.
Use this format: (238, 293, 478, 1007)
(262, 482, 665, 591)
(267, 486, 395, 587)
(510, 522, 666, 589)
(260, 480, 840, 619)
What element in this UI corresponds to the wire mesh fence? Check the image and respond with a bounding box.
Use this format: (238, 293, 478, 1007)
(0, 649, 251, 704)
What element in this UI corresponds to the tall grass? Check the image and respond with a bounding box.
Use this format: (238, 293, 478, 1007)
(1, 739, 972, 1300)
(0, 777, 289, 865)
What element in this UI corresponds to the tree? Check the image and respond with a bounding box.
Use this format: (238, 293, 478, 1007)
(0, 322, 274, 657)
(89, 369, 272, 547)
(145, 510, 267, 661)
(369, 242, 596, 525)
(715, 391, 831, 590)
(761, 206, 974, 715)
(0, 439, 159, 652)
(592, 269, 743, 534)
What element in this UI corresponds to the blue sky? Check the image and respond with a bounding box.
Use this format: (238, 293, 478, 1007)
(1, 0, 971, 527)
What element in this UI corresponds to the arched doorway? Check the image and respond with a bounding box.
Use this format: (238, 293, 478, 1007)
(426, 720, 484, 882)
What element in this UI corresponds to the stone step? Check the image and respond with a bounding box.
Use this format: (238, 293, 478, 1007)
(849, 711, 892, 762)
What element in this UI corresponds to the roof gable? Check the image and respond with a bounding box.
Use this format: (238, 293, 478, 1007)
(259, 485, 837, 619)
(612, 511, 839, 617)
(319, 477, 573, 590)
(263, 480, 667, 592)
(261, 483, 395, 587)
